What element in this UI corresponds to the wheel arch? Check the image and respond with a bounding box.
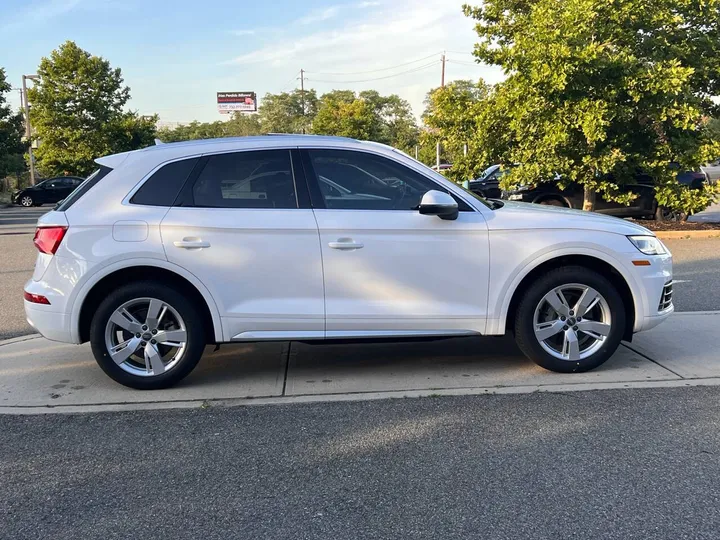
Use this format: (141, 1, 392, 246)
(73, 260, 223, 344)
(502, 253, 638, 342)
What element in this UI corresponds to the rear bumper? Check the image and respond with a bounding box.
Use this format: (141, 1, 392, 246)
(24, 301, 76, 343)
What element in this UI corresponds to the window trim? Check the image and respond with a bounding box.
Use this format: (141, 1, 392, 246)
(299, 148, 475, 212)
(174, 148, 304, 210)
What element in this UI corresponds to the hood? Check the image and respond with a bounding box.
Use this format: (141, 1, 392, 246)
(485, 200, 654, 236)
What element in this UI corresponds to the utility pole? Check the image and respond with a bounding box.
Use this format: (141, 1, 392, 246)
(441, 52, 446, 88)
(299, 69, 306, 134)
(436, 53, 446, 171)
(22, 74, 40, 185)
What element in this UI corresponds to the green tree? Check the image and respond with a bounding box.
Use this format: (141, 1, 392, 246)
(259, 89, 318, 134)
(312, 90, 375, 139)
(157, 114, 262, 143)
(0, 68, 27, 180)
(312, 90, 420, 148)
(422, 79, 492, 181)
(28, 41, 156, 176)
(463, 0, 720, 214)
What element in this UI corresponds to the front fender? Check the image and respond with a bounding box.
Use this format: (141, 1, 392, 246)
(486, 240, 644, 335)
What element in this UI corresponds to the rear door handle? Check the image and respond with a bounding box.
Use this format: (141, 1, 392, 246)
(328, 238, 364, 250)
(174, 239, 210, 249)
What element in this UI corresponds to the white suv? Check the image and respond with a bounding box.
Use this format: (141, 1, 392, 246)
(24, 135, 673, 389)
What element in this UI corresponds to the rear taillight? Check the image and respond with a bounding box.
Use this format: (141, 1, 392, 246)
(33, 226, 68, 255)
(24, 291, 51, 305)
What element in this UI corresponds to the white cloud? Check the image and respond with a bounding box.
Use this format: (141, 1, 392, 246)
(223, 0, 503, 119)
(296, 6, 342, 25)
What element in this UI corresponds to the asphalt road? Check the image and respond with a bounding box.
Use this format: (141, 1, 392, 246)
(2, 387, 720, 539)
(0, 206, 718, 339)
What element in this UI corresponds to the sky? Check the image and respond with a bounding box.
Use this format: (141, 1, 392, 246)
(1, 0, 505, 125)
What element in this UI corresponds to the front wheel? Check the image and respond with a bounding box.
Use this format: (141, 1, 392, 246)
(514, 266, 626, 373)
(90, 281, 206, 389)
(19, 195, 34, 207)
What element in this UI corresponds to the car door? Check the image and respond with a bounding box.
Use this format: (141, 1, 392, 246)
(161, 148, 325, 341)
(301, 148, 490, 337)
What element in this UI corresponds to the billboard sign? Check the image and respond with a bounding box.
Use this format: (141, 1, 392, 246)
(217, 91, 257, 114)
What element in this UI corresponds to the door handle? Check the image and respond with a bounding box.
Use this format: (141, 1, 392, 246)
(173, 239, 210, 249)
(328, 238, 364, 250)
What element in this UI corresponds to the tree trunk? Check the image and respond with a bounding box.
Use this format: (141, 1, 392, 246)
(583, 185, 596, 212)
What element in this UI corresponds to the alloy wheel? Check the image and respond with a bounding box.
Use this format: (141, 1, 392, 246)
(532, 283, 612, 361)
(104, 297, 188, 377)
(21, 196, 33, 207)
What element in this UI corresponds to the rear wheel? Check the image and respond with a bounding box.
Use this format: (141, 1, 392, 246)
(514, 266, 626, 373)
(89, 281, 206, 389)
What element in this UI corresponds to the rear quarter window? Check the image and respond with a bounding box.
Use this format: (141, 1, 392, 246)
(56, 166, 112, 211)
(131, 158, 199, 207)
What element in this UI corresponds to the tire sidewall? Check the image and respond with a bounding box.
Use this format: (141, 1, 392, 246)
(515, 267, 626, 373)
(90, 281, 206, 389)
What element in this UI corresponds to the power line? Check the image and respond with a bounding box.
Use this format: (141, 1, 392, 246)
(307, 60, 440, 84)
(307, 52, 442, 76)
(278, 70, 301, 93)
(446, 59, 483, 67)
(445, 50, 476, 56)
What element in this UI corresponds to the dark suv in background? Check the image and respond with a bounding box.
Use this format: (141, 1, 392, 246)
(469, 165, 708, 219)
(12, 176, 84, 207)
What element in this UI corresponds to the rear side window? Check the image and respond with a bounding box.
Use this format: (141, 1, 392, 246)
(56, 166, 112, 211)
(131, 158, 199, 206)
(191, 150, 297, 209)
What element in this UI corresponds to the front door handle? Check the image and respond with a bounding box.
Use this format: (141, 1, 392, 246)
(328, 238, 364, 250)
(174, 238, 210, 249)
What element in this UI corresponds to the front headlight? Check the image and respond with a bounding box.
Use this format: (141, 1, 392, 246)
(627, 235, 667, 255)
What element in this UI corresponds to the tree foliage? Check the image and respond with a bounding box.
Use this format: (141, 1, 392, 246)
(259, 89, 318, 134)
(422, 79, 492, 182)
(0, 68, 27, 179)
(28, 41, 156, 176)
(158, 113, 262, 142)
(158, 88, 420, 153)
(461, 0, 720, 213)
(312, 89, 419, 151)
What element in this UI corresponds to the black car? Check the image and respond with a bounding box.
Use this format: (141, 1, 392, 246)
(470, 165, 707, 218)
(467, 165, 505, 199)
(12, 176, 84, 207)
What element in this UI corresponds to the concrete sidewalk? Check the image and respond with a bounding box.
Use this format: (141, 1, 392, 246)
(1, 312, 718, 414)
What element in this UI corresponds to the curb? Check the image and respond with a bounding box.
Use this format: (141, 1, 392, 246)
(0, 333, 41, 347)
(655, 230, 720, 239)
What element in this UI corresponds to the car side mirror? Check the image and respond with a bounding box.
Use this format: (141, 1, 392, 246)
(418, 190, 459, 220)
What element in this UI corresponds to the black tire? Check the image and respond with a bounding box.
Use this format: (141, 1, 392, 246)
(90, 281, 206, 389)
(19, 195, 34, 207)
(514, 265, 626, 373)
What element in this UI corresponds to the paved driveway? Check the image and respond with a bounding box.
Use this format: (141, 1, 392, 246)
(2, 386, 720, 539)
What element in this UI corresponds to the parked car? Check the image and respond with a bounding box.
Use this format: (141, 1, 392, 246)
(467, 165, 505, 199)
(12, 176, 84, 207)
(25, 135, 672, 389)
(495, 167, 708, 218)
(431, 163, 452, 172)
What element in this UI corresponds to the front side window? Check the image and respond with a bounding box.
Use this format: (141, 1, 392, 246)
(192, 150, 297, 209)
(307, 149, 458, 211)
